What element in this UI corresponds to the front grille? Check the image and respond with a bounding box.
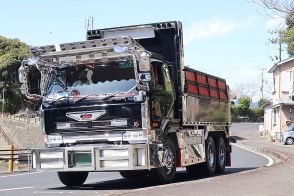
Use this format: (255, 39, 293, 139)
(44, 103, 142, 135)
(93, 121, 112, 127)
(70, 121, 112, 128)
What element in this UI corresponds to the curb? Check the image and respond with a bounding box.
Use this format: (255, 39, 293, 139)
(255, 147, 288, 163)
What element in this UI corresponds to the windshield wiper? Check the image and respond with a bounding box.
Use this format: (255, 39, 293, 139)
(74, 94, 117, 103)
(74, 94, 93, 103)
(99, 85, 137, 101)
(48, 96, 69, 105)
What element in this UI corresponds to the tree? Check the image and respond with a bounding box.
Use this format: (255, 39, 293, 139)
(231, 83, 259, 100)
(249, 0, 294, 17)
(237, 97, 251, 116)
(0, 36, 30, 113)
(258, 98, 270, 108)
(249, 0, 294, 56)
(279, 14, 294, 56)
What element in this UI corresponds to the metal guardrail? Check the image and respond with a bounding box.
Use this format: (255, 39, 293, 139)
(0, 145, 31, 173)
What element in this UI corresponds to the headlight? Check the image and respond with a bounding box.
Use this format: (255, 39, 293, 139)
(123, 131, 148, 143)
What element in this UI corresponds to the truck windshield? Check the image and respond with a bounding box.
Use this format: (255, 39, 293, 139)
(45, 57, 136, 99)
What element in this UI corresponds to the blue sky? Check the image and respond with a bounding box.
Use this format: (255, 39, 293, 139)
(0, 0, 287, 99)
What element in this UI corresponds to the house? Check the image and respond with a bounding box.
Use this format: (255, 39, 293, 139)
(264, 57, 294, 139)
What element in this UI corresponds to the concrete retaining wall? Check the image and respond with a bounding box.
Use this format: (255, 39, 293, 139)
(0, 117, 43, 149)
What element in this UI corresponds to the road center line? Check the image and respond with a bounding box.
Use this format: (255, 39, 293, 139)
(231, 143, 274, 167)
(0, 186, 35, 192)
(0, 171, 44, 178)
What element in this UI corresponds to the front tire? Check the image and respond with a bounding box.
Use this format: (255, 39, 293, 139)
(58, 171, 88, 187)
(151, 137, 177, 184)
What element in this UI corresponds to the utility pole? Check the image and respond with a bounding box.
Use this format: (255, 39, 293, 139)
(279, 41, 282, 62)
(269, 29, 283, 62)
(259, 68, 267, 100)
(2, 88, 6, 114)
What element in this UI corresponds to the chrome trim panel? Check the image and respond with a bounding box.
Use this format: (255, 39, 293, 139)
(32, 144, 152, 171)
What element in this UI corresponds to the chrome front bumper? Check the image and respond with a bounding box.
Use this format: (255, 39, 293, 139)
(31, 144, 151, 171)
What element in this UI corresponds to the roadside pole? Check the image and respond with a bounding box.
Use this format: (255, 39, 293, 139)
(26, 116, 30, 173)
(8, 145, 14, 173)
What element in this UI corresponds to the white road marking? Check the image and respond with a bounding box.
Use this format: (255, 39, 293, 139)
(0, 171, 44, 178)
(33, 191, 72, 194)
(231, 143, 274, 167)
(0, 186, 35, 192)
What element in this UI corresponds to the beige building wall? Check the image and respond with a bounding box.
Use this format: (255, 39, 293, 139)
(272, 63, 294, 101)
(263, 106, 272, 136)
(271, 107, 281, 137)
(266, 58, 294, 139)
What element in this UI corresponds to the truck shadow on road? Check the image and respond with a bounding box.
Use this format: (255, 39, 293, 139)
(48, 167, 257, 191)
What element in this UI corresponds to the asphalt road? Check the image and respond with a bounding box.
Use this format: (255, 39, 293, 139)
(0, 123, 269, 196)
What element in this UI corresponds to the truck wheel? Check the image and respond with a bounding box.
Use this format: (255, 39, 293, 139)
(57, 171, 88, 187)
(205, 136, 216, 175)
(119, 170, 148, 179)
(151, 137, 176, 183)
(186, 136, 216, 177)
(216, 137, 226, 174)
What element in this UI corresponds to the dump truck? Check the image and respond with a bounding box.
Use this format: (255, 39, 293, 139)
(19, 21, 231, 186)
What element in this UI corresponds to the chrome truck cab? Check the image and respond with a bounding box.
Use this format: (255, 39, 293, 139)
(19, 34, 175, 177)
(19, 21, 231, 186)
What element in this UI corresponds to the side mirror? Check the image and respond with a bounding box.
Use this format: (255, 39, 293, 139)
(138, 52, 150, 72)
(22, 60, 42, 96)
(18, 66, 24, 84)
(28, 65, 42, 95)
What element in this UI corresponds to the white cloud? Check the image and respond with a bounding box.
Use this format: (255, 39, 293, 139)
(184, 16, 256, 45)
(266, 17, 285, 30)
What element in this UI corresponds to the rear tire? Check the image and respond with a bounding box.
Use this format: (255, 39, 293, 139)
(119, 170, 149, 179)
(151, 137, 177, 184)
(58, 171, 88, 187)
(216, 137, 226, 174)
(186, 136, 216, 177)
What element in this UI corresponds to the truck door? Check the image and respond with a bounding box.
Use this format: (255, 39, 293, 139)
(150, 62, 174, 128)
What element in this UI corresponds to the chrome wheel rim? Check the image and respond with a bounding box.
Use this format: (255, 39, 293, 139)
(162, 146, 174, 175)
(219, 143, 225, 166)
(208, 144, 215, 168)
